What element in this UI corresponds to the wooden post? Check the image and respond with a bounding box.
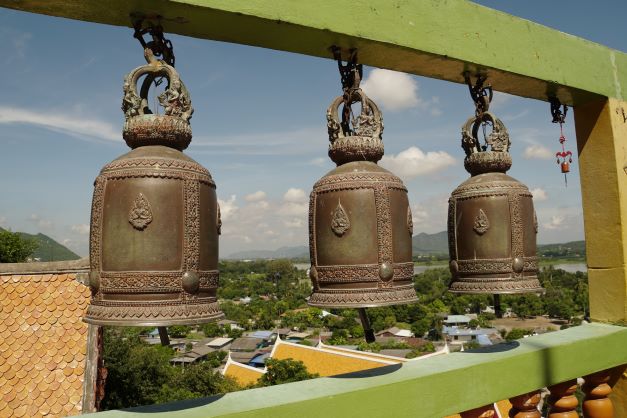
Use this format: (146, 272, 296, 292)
(547, 379, 579, 418)
(509, 391, 541, 418)
(583, 370, 614, 418)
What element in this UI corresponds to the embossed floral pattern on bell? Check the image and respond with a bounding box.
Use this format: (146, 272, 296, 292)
(331, 200, 350, 236)
(128, 193, 153, 230)
(448, 109, 542, 294)
(85, 48, 223, 326)
(308, 59, 417, 308)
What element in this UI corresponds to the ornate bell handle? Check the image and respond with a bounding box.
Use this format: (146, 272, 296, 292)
(327, 89, 382, 141)
(122, 58, 193, 123)
(461, 111, 509, 156)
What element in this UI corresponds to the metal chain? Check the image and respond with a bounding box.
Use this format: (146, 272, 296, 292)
(464, 72, 493, 117)
(332, 46, 363, 135)
(133, 21, 175, 87)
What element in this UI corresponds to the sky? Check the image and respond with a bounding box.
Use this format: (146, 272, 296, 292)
(0, 1, 625, 258)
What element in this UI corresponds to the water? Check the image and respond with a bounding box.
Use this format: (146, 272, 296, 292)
(294, 262, 588, 274)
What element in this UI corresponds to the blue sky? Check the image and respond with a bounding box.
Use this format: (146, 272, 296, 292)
(0, 1, 625, 257)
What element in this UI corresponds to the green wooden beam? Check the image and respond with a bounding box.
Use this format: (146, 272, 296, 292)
(2, 0, 626, 105)
(88, 323, 627, 418)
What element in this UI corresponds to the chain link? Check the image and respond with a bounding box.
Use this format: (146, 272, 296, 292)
(133, 21, 175, 87)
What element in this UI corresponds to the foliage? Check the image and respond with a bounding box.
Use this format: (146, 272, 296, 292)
(168, 325, 191, 338)
(0, 229, 38, 263)
(101, 329, 240, 410)
(258, 358, 319, 386)
(505, 328, 534, 341)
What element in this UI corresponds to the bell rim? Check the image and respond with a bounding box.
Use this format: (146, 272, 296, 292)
(82, 312, 225, 327)
(447, 287, 545, 295)
(307, 287, 418, 309)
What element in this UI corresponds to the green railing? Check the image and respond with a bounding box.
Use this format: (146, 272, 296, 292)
(89, 323, 627, 417)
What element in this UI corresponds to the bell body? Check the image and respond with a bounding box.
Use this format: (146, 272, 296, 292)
(84, 57, 223, 326)
(85, 145, 223, 326)
(309, 162, 416, 307)
(448, 152, 542, 294)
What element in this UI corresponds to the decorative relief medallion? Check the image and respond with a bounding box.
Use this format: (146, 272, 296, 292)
(128, 193, 153, 230)
(331, 200, 350, 236)
(407, 206, 414, 235)
(473, 208, 490, 235)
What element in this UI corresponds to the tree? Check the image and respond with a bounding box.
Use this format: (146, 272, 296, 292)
(201, 322, 225, 338)
(0, 229, 38, 262)
(468, 319, 479, 329)
(168, 325, 191, 338)
(258, 358, 318, 386)
(411, 318, 430, 338)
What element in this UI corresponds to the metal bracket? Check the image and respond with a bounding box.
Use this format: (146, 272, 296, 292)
(617, 106, 627, 123)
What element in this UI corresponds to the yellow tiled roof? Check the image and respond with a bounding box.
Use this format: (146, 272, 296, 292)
(318, 343, 406, 363)
(0, 273, 91, 418)
(271, 339, 396, 377)
(223, 360, 265, 386)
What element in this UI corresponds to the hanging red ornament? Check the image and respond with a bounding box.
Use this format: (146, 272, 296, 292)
(550, 98, 572, 186)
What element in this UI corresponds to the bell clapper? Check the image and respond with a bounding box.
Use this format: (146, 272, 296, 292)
(493, 295, 503, 319)
(158, 327, 170, 346)
(358, 308, 376, 343)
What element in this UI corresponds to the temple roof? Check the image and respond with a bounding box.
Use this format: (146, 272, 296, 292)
(0, 271, 91, 417)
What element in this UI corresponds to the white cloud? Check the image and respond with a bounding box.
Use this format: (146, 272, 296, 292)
(408, 195, 449, 234)
(27, 214, 53, 230)
(279, 202, 308, 217)
(530, 188, 548, 201)
(524, 144, 553, 160)
(411, 204, 429, 227)
(309, 157, 327, 167)
(543, 215, 565, 230)
(245, 191, 267, 202)
(489, 91, 514, 110)
(71, 224, 90, 235)
(218, 195, 238, 221)
(361, 69, 419, 111)
(380, 146, 456, 180)
(283, 188, 308, 203)
(283, 218, 304, 229)
(0, 106, 119, 142)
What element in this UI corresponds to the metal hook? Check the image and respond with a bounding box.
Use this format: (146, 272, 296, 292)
(616, 106, 627, 123)
(549, 97, 568, 124)
(133, 19, 175, 68)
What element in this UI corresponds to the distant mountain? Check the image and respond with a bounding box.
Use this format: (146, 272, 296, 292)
(224, 233, 586, 261)
(0, 228, 80, 262)
(412, 231, 448, 254)
(226, 245, 309, 260)
(538, 240, 585, 258)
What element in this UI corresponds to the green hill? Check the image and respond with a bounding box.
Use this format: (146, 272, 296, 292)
(412, 231, 448, 255)
(0, 227, 80, 262)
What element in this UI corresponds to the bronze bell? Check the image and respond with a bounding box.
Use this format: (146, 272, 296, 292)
(308, 87, 418, 309)
(84, 50, 223, 326)
(448, 112, 543, 294)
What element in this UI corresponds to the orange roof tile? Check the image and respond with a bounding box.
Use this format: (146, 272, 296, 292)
(0, 273, 91, 417)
